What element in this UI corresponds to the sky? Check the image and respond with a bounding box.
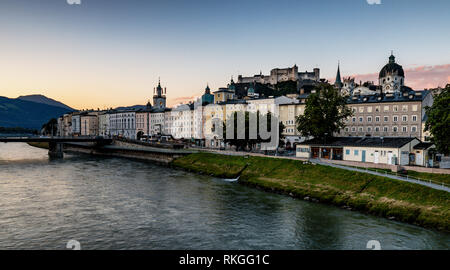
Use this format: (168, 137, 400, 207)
(1, 0, 449, 109)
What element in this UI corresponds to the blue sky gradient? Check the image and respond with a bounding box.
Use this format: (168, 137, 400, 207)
(1, 0, 449, 108)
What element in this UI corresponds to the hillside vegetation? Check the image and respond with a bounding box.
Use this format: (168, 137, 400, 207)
(0, 96, 72, 129)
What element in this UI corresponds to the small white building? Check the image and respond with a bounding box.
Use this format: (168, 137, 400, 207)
(411, 142, 437, 167)
(296, 137, 421, 166)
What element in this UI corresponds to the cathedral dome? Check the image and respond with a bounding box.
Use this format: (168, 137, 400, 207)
(379, 54, 404, 78)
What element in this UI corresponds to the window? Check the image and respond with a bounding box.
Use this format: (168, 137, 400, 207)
(412, 115, 418, 122)
(352, 107, 356, 113)
(345, 127, 349, 132)
(384, 106, 389, 112)
(375, 106, 380, 112)
(402, 126, 407, 132)
(297, 148, 310, 153)
(359, 107, 364, 113)
(367, 107, 372, 113)
(384, 116, 389, 122)
(367, 116, 372, 122)
(402, 115, 408, 122)
(346, 150, 350, 155)
(352, 117, 356, 122)
(359, 117, 363, 122)
(375, 116, 380, 122)
(383, 126, 389, 132)
(393, 116, 398, 122)
(393, 105, 398, 112)
(402, 105, 408, 112)
(359, 127, 363, 132)
(354, 150, 359, 156)
(375, 127, 380, 132)
(352, 127, 356, 132)
(411, 126, 417, 132)
(412, 105, 418, 112)
(393, 126, 398, 132)
(367, 127, 372, 132)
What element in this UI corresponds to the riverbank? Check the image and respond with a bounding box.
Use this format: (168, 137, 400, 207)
(173, 152, 450, 232)
(26, 142, 49, 149)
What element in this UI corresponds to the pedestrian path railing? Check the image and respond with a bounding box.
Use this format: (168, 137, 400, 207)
(357, 166, 449, 188)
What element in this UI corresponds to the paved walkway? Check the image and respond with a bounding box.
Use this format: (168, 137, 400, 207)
(310, 159, 449, 192)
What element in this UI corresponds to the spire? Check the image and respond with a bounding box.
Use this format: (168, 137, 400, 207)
(389, 51, 396, 64)
(156, 78, 163, 97)
(335, 61, 342, 88)
(205, 83, 211, 94)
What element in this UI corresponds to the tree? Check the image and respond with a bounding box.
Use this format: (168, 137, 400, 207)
(137, 131, 144, 141)
(223, 111, 285, 151)
(42, 118, 58, 136)
(296, 83, 352, 140)
(425, 84, 450, 155)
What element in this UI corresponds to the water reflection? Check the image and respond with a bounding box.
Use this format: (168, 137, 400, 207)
(0, 143, 448, 250)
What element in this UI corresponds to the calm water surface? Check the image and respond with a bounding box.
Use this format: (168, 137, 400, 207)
(0, 143, 448, 250)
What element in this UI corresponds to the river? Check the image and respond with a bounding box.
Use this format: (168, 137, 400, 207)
(0, 143, 448, 250)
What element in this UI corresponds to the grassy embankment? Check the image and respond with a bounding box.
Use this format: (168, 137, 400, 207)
(27, 142, 49, 149)
(173, 153, 450, 232)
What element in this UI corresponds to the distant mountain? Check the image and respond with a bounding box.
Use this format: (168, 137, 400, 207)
(0, 96, 73, 130)
(115, 105, 147, 111)
(17, 94, 75, 111)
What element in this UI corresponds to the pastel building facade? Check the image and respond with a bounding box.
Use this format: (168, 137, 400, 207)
(109, 111, 136, 139)
(71, 114, 81, 136)
(98, 112, 110, 137)
(80, 114, 99, 136)
(279, 102, 306, 145)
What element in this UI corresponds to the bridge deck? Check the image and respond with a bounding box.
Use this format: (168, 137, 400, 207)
(0, 137, 112, 143)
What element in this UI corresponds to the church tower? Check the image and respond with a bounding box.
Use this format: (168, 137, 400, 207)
(379, 52, 405, 94)
(153, 78, 167, 110)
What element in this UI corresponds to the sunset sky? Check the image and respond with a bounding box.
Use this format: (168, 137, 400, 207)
(1, 0, 449, 109)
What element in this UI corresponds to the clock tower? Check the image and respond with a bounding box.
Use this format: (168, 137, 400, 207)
(153, 78, 167, 110)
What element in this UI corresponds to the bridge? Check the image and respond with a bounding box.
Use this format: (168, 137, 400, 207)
(0, 136, 112, 143)
(0, 136, 113, 158)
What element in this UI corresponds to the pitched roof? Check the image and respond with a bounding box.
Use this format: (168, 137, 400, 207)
(347, 90, 429, 104)
(413, 142, 435, 150)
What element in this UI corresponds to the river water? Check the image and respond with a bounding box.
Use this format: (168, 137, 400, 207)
(0, 143, 448, 250)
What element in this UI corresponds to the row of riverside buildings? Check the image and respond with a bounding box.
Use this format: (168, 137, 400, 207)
(57, 54, 447, 168)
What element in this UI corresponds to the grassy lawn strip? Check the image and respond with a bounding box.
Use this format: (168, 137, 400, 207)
(173, 152, 450, 232)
